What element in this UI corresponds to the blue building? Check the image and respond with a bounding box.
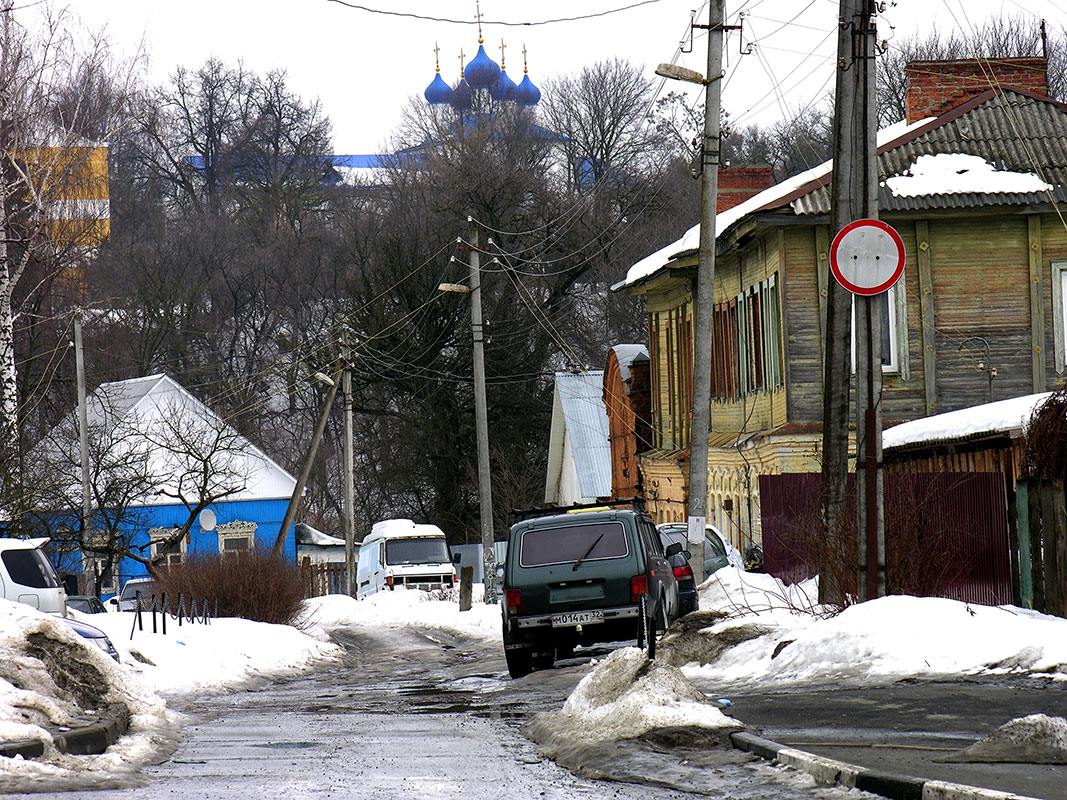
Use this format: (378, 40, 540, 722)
(35, 374, 298, 595)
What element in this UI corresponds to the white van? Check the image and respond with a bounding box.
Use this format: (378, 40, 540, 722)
(0, 538, 67, 615)
(355, 519, 456, 599)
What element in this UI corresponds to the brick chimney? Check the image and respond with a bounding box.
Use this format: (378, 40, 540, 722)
(717, 164, 774, 214)
(905, 57, 1049, 123)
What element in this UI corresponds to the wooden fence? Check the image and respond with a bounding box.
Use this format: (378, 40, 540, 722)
(1015, 479, 1067, 616)
(300, 562, 348, 598)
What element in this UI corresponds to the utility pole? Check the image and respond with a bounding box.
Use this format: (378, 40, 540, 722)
(823, 0, 883, 602)
(74, 311, 93, 593)
(342, 332, 356, 596)
(271, 368, 340, 559)
(684, 0, 727, 583)
(468, 219, 496, 602)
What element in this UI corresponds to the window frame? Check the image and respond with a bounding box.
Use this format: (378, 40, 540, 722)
(1052, 260, 1067, 373)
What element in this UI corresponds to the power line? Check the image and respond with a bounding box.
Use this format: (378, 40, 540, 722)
(323, 0, 665, 26)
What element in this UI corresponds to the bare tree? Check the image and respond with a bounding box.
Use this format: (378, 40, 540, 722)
(878, 13, 1066, 125)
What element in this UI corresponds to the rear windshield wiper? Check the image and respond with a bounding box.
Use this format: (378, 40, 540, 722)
(572, 533, 605, 571)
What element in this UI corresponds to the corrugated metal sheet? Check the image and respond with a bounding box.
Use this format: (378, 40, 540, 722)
(791, 90, 1067, 216)
(552, 371, 612, 500)
(759, 473, 1012, 605)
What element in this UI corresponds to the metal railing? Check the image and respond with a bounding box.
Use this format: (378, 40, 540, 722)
(129, 591, 216, 640)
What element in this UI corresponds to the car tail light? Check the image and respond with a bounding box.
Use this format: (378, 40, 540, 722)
(674, 564, 694, 581)
(504, 589, 524, 614)
(630, 575, 648, 601)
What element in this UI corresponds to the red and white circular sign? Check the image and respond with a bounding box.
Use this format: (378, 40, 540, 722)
(829, 219, 906, 296)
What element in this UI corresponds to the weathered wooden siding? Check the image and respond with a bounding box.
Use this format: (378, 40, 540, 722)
(780, 226, 823, 422)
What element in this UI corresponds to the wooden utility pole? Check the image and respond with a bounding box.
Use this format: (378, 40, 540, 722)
(468, 218, 496, 602)
(685, 0, 726, 583)
(823, 0, 883, 601)
(342, 332, 356, 596)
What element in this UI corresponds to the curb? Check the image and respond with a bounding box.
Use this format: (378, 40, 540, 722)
(0, 703, 130, 760)
(729, 730, 1040, 800)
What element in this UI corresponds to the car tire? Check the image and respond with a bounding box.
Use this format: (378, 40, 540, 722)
(502, 622, 532, 679)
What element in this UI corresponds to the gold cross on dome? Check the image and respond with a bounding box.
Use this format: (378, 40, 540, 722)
(434, 42, 441, 72)
(476, 1, 484, 44)
(499, 39, 506, 68)
(458, 49, 466, 77)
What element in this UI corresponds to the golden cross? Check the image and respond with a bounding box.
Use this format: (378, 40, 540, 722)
(476, 1, 484, 44)
(499, 38, 506, 69)
(522, 44, 529, 74)
(458, 49, 466, 77)
(434, 42, 441, 73)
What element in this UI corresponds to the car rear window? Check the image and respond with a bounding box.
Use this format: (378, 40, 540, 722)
(385, 537, 450, 565)
(705, 534, 726, 558)
(519, 522, 629, 567)
(121, 581, 154, 600)
(2, 549, 61, 589)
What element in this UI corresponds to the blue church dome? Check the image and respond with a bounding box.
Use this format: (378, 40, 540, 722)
(424, 72, 454, 105)
(516, 73, 541, 106)
(491, 68, 518, 102)
(465, 44, 500, 90)
(451, 78, 473, 111)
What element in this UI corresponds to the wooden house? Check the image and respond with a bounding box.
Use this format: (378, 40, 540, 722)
(616, 58, 1067, 554)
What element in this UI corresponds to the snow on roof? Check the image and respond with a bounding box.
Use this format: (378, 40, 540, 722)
(610, 344, 649, 386)
(295, 523, 346, 547)
(884, 153, 1053, 198)
(613, 116, 933, 291)
(883, 392, 1052, 451)
(40, 374, 297, 504)
(367, 518, 446, 541)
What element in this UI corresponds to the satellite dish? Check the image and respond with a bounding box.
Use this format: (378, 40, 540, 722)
(198, 508, 217, 532)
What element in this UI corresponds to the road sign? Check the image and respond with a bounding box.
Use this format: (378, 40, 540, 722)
(829, 219, 906, 296)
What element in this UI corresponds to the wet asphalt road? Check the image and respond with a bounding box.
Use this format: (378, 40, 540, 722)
(51, 623, 864, 800)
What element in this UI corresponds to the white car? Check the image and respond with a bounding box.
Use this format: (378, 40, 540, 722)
(109, 577, 157, 611)
(0, 537, 67, 614)
(656, 522, 746, 577)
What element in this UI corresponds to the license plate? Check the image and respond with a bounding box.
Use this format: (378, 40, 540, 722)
(551, 610, 604, 627)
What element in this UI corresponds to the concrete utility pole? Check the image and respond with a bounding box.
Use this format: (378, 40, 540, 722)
(468, 219, 497, 603)
(74, 312, 93, 593)
(685, 0, 726, 583)
(342, 333, 356, 596)
(824, 0, 884, 601)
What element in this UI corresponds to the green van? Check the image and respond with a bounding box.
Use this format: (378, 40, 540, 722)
(500, 508, 682, 678)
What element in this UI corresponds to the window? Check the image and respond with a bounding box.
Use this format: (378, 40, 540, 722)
(519, 522, 629, 567)
(150, 527, 186, 567)
(1, 549, 60, 589)
(217, 521, 257, 556)
(737, 274, 784, 394)
(1053, 261, 1067, 373)
(851, 284, 901, 373)
(384, 537, 450, 565)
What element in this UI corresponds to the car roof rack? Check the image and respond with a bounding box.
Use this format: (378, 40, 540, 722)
(508, 497, 646, 523)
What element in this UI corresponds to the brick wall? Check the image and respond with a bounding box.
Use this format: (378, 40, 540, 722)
(718, 164, 774, 214)
(905, 58, 1048, 122)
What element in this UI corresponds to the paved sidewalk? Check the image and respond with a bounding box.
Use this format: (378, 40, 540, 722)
(720, 679, 1067, 800)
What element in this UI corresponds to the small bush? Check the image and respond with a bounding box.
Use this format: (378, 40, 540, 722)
(154, 547, 305, 625)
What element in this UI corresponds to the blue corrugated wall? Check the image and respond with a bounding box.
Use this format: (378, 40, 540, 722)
(110, 497, 292, 587)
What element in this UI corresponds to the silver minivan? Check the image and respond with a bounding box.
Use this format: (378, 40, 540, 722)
(0, 537, 67, 615)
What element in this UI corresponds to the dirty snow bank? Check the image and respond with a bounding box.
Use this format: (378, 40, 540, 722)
(946, 714, 1067, 764)
(679, 569, 1067, 689)
(528, 647, 740, 771)
(0, 600, 177, 792)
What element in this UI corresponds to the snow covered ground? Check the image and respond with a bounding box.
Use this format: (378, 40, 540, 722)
(1, 570, 1066, 790)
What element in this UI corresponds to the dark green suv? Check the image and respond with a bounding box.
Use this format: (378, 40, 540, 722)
(500, 508, 682, 678)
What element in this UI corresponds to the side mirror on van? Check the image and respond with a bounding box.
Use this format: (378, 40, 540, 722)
(108, 597, 118, 607)
(452, 552, 462, 564)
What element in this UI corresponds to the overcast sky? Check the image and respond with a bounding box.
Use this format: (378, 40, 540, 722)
(40, 1, 1067, 154)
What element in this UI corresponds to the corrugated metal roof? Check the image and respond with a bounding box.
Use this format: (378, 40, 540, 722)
(547, 371, 611, 500)
(792, 90, 1067, 215)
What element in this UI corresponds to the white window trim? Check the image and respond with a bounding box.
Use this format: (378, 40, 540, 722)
(149, 527, 187, 566)
(217, 521, 257, 556)
(851, 284, 901, 374)
(1052, 261, 1067, 373)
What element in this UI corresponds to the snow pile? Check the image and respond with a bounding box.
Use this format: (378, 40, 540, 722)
(0, 600, 178, 792)
(302, 588, 501, 642)
(679, 573, 1067, 689)
(83, 609, 342, 700)
(700, 567, 824, 617)
(529, 647, 739, 761)
(884, 153, 1053, 197)
(945, 714, 1067, 764)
